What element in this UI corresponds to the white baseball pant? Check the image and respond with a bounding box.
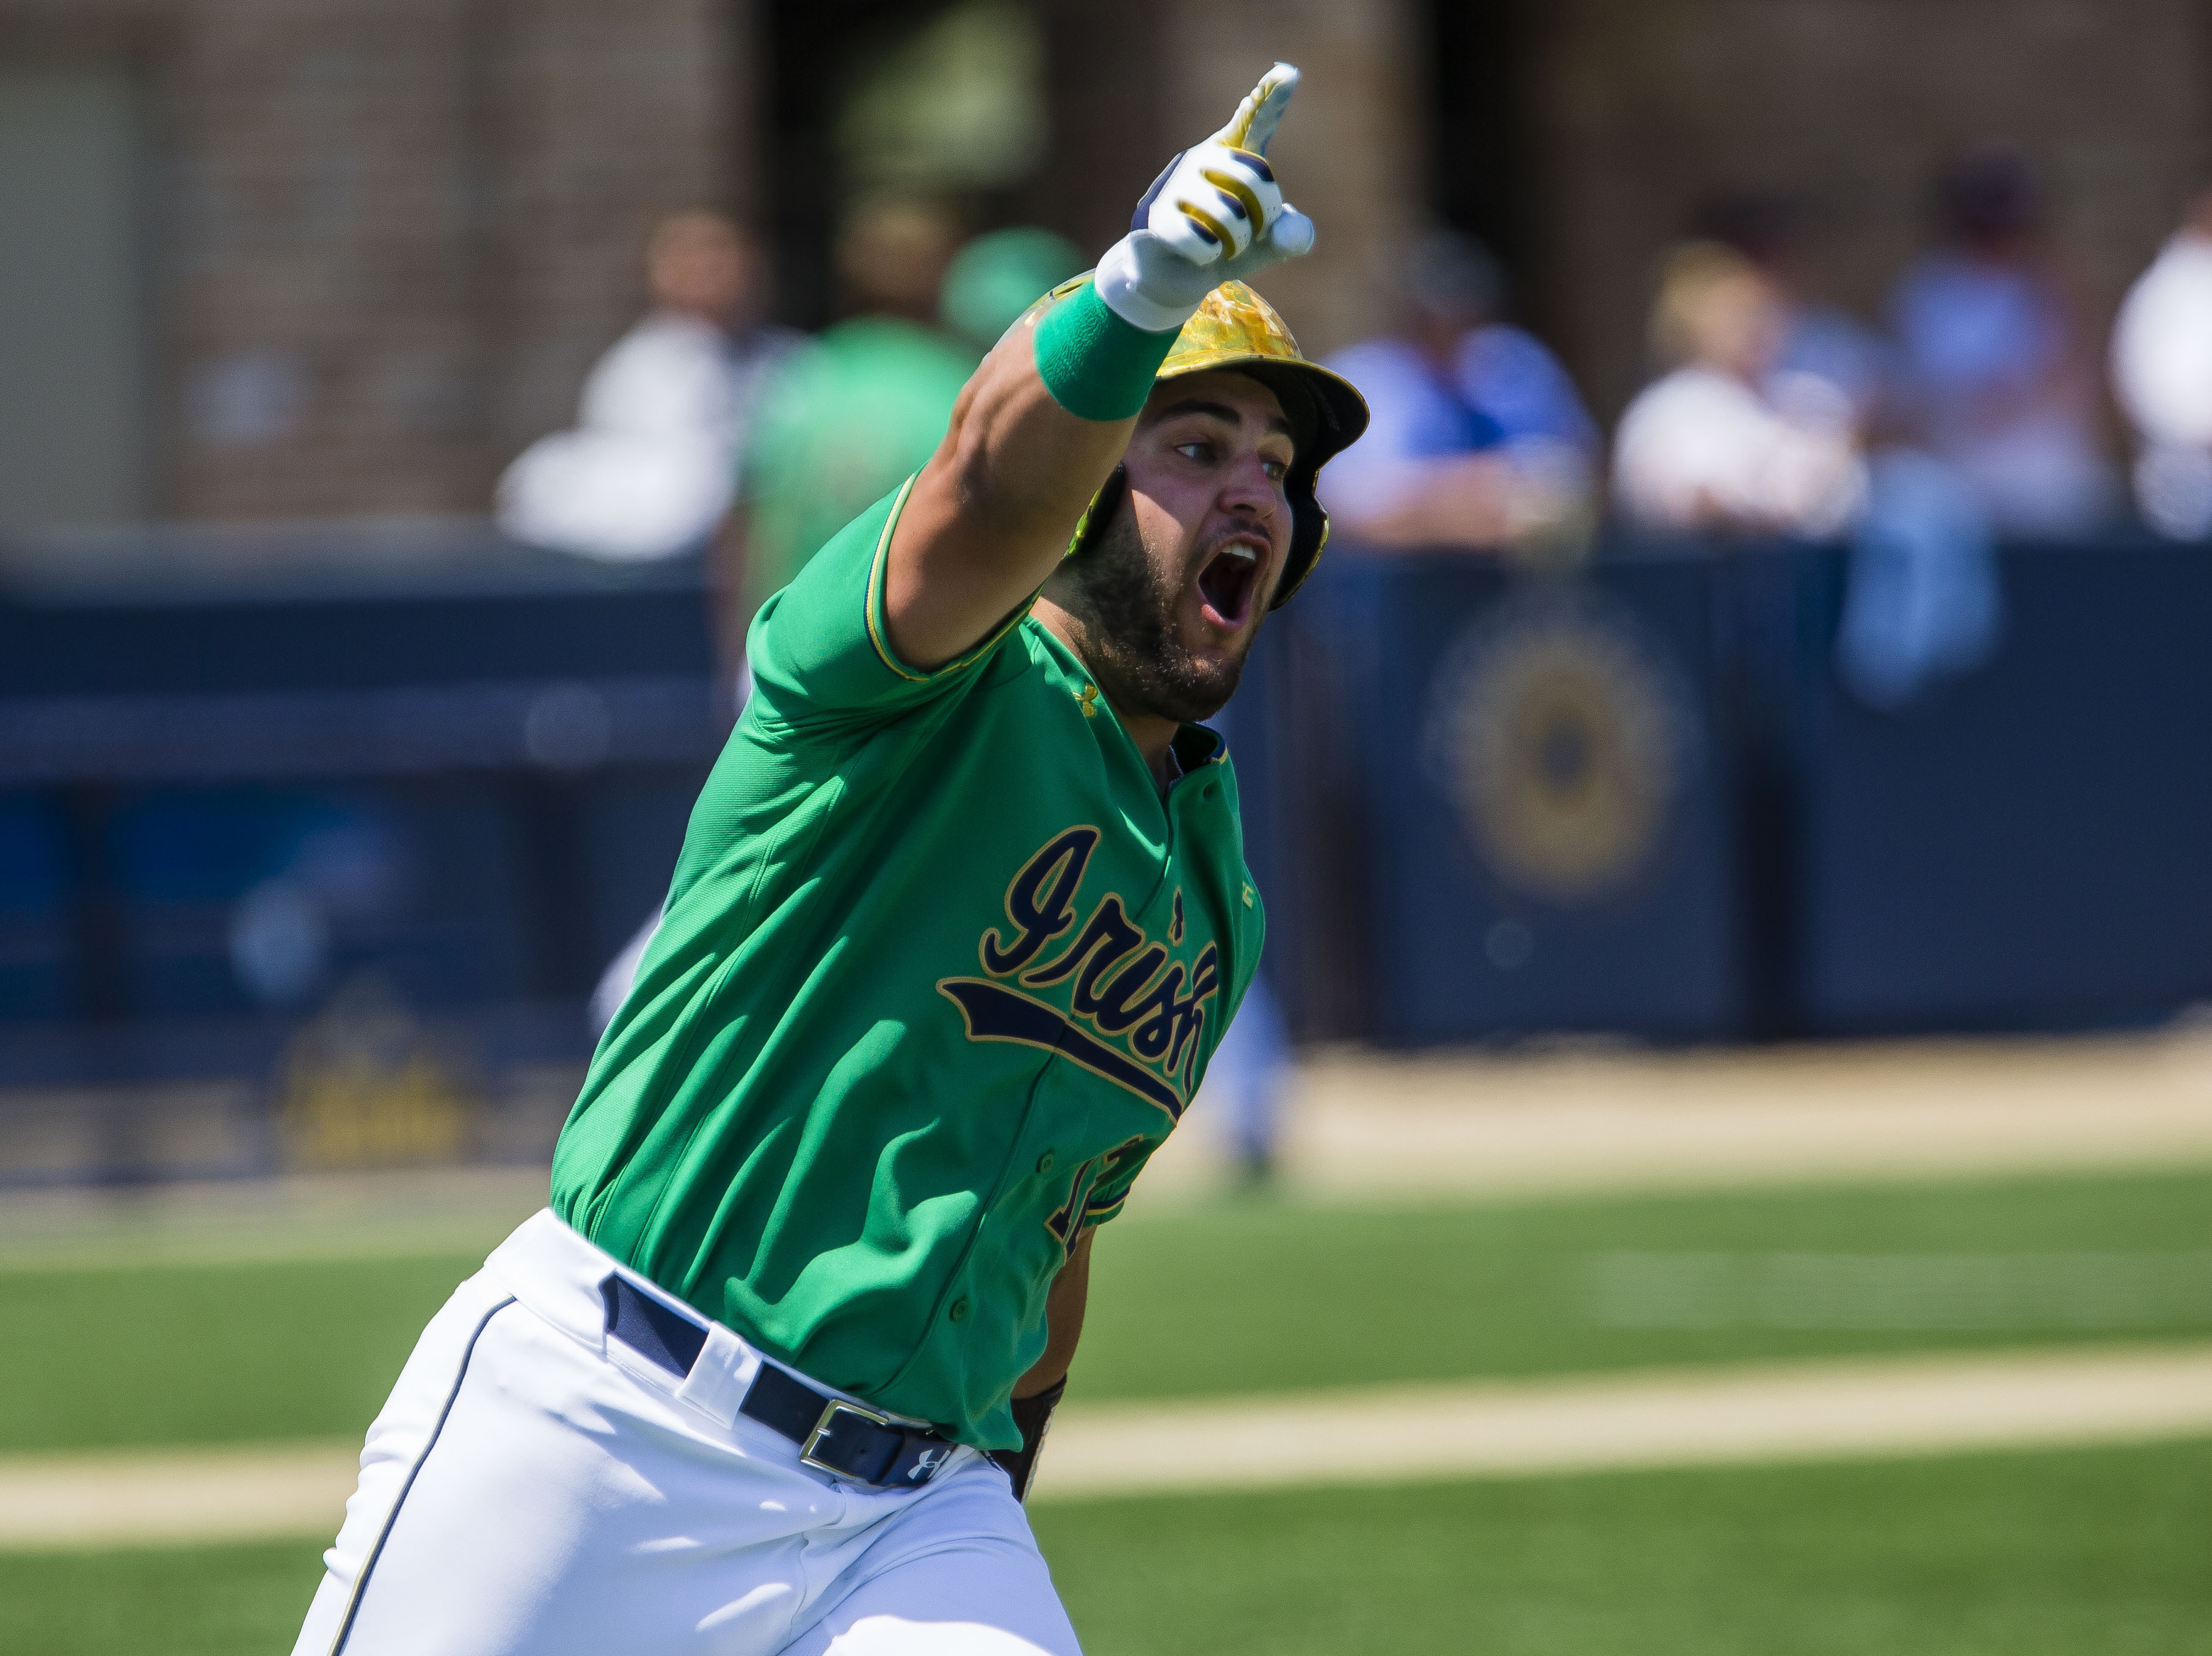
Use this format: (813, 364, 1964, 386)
(290, 1209, 1083, 1655)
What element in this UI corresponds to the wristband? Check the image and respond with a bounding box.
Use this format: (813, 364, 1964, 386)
(1033, 279, 1179, 423)
(988, 1375, 1066, 1503)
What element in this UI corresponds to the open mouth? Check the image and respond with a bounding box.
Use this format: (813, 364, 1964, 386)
(1195, 539, 1264, 631)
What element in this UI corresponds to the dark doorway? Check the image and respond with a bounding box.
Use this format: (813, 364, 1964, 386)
(762, 0, 937, 330)
(1428, 2, 1539, 328)
(760, 0, 1167, 331)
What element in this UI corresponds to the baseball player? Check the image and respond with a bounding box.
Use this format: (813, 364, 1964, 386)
(293, 63, 1365, 1656)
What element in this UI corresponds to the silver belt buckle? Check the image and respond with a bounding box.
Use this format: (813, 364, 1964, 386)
(799, 1396, 895, 1477)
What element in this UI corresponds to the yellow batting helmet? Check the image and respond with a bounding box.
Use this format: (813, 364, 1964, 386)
(1039, 277, 1369, 608)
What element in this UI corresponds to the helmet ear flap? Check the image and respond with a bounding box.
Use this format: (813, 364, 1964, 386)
(1064, 465, 1129, 563)
(1270, 470, 1330, 609)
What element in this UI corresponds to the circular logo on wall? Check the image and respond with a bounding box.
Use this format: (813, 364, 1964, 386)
(1422, 589, 1698, 904)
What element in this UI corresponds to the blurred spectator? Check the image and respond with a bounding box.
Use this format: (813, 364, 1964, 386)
(1613, 241, 1865, 537)
(2111, 186, 2212, 539)
(1692, 191, 1901, 429)
(1695, 194, 2004, 706)
(497, 212, 799, 562)
(728, 212, 1080, 655)
(727, 199, 973, 635)
(1320, 228, 1597, 551)
(1888, 147, 2116, 538)
(940, 226, 1085, 355)
(1832, 446, 2003, 710)
(1199, 970, 1292, 1186)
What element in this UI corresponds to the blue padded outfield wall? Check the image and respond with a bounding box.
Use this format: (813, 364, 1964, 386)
(1236, 536, 2212, 1046)
(1233, 554, 1748, 1046)
(1784, 540, 2212, 1034)
(0, 532, 721, 1133)
(7, 526, 2212, 1131)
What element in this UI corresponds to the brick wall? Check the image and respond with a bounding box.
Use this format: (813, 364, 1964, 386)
(1523, 0, 2212, 421)
(10, 0, 2202, 519)
(0, 0, 1413, 525)
(478, 0, 740, 469)
(0, 0, 739, 522)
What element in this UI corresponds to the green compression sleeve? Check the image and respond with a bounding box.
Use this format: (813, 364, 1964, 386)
(1033, 280, 1181, 422)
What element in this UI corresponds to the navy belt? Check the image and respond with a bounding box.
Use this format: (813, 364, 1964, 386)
(600, 1273, 958, 1489)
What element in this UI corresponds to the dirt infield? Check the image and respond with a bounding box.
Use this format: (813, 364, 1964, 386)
(1146, 1029, 2212, 1200)
(4, 1343, 2208, 1549)
(0, 1441, 357, 1550)
(8, 1031, 2212, 1266)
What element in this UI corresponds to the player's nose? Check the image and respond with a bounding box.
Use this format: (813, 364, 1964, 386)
(1217, 451, 1282, 528)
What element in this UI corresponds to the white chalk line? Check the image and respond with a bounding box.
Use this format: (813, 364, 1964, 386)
(1030, 1343, 2212, 1499)
(4, 1345, 2210, 1550)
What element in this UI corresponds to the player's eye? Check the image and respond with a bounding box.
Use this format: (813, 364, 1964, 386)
(1174, 440, 1213, 463)
(1262, 459, 1289, 482)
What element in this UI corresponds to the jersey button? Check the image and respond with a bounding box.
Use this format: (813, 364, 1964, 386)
(948, 1297, 970, 1323)
(1036, 1150, 1056, 1175)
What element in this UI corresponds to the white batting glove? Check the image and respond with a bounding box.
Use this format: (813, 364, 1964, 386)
(1094, 64, 1318, 332)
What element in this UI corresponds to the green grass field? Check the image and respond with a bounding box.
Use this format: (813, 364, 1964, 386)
(4, 1164, 2210, 1652)
(7, 1440, 2207, 1655)
(2, 1167, 2207, 1453)
(1040, 1440, 2212, 1656)
(1079, 1167, 2212, 1400)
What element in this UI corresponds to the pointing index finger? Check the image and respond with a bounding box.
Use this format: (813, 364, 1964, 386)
(1218, 62, 1300, 156)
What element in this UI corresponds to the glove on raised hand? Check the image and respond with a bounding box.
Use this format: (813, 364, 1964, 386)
(1094, 64, 1317, 332)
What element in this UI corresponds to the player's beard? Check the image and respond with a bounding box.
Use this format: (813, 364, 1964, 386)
(1059, 506, 1254, 725)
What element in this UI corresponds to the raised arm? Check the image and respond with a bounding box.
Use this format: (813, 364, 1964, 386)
(881, 64, 1319, 670)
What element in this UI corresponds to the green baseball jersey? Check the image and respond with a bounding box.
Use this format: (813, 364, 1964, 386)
(550, 479, 1264, 1450)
